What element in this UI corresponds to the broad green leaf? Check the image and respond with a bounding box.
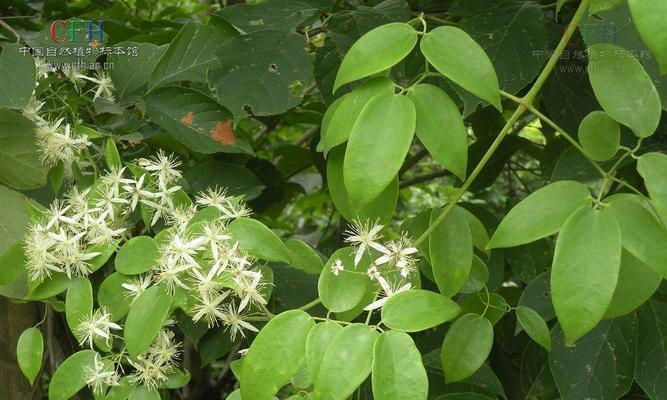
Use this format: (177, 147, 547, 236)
(578, 111, 620, 161)
(372, 331, 428, 400)
(313, 323, 379, 399)
(429, 206, 473, 297)
(145, 86, 252, 155)
(629, 0, 667, 73)
(551, 207, 621, 344)
(48, 350, 97, 400)
(605, 250, 661, 319)
(125, 285, 172, 356)
(487, 181, 591, 249)
(327, 146, 398, 225)
(318, 77, 395, 155)
(343, 92, 415, 206)
(381, 289, 460, 332)
(149, 20, 237, 89)
(240, 310, 314, 400)
(0, 42, 36, 109)
(556, 0, 570, 15)
(228, 218, 290, 263)
(0, 242, 26, 286)
(635, 299, 667, 399)
(88, 241, 118, 271)
(590, 0, 625, 14)
(549, 316, 636, 400)
(407, 84, 468, 179)
(605, 197, 667, 278)
(318, 247, 370, 313)
(115, 236, 160, 275)
(441, 313, 494, 383)
(421, 26, 501, 110)
(333, 23, 417, 91)
(160, 369, 191, 389)
(507, 240, 551, 284)
(588, 44, 661, 138)
(26, 273, 70, 300)
(516, 306, 551, 352)
(104, 377, 136, 400)
(98, 272, 132, 321)
(306, 321, 343, 384)
(128, 386, 160, 400)
(48, 161, 64, 194)
(105, 139, 122, 170)
(184, 161, 264, 200)
(216, 1, 318, 33)
(0, 110, 49, 190)
(66, 278, 93, 341)
(285, 239, 323, 275)
(637, 152, 667, 225)
(17, 327, 43, 385)
(109, 42, 166, 98)
(211, 30, 313, 118)
(460, 292, 508, 326)
(460, 255, 489, 294)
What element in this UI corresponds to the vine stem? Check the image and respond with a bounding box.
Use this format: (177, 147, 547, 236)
(297, 298, 321, 311)
(413, 0, 590, 247)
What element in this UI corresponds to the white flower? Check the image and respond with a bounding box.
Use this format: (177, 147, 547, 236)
(75, 308, 122, 349)
(222, 302, 258, 341)
(45, 199, 76, 229)
(363, 278, 411, 311)
(60, 64, 88, 88)
(331, 258, 344, 276)
(191, 292, 229, 327)
(122, 275, 152, 304)
(83, 71, 115, 101)
(196, 220, 231, 260)
(138, 151, 182, 188)
(101, 166, 126, 197)
(219, 198, 252, 220)
(373, 235, 419, 278)
(196, 187, 230, 210)
(345, 219, 384, 266)
(121, 174, 151, 211)
(154, 257, 191, 293)
(84, 354, 120, 395)
(234, 272, 267, 312)
(127, 330, 181, 390)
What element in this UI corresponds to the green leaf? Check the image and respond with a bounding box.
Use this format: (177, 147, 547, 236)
(128, 386, 160, 400)
(407, 84, 468, 179)
(587, 44, 661, 138)
(333, 22, 417, 92)
(211, 30, 313, 118)
(327, 146, 398, 225)
(66, 278, 93, 342)
(306, 321, 343, 384)
(604, 250, 661, 319)
(145, 86, 252, 155)
(285, 239, 323, 274)
(216, 1, 318, 33)
(98, 272, 132, 321)
(0, 42, 36, 109)
(240, 310, 314, 400)
(549, 316, 636, 400)
(228, 218, 290, 263)
(578, 111, 620, 161)
(0, 242, 26, 286)
(109, 42, 165, 98)
(48, 350, 97, 400)
(160, 369, 191, 389)
(115, 236, 160, 275)
(487, 181, 592, 249)
(551, 207, 621, 345)
(516, 306, 551, 352)
(635, 299, 667, 400)
(460, 292, 508, 326)
(441, 313, 494, 383)
(429, 206, 473, 297)
(420, 26, 501, 110)
(381, 289, 460, 332)
(372, 331, 428, 400)
(637, 152, 667, 225)
(628, 0, 667, 74)
(318, 77, 395, 155)
(104, 377, 136, 400)
(313, 323, 379, 399)
(343, 92, 415, 206)
(318, 247, 370, 313)
(17, 327, 43, 385)
(605, 197, 667, 279)
(48, 161, 64, 194)
(460, 255, 489, 294)
(149, 20, 237, 89)
(104, 139, 122, 170)
(125, 285, 172, 356)
(0, 110, 49, 190)
(184, 161, 264, 200)
(591, 0, 626, 14)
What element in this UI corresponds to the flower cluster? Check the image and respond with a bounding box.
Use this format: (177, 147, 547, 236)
(334, 219, 419, 311)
